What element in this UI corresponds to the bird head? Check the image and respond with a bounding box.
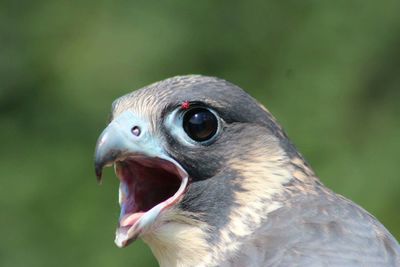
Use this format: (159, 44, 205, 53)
(94, 75, 316, 266)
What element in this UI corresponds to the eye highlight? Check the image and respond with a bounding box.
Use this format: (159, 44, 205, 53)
(182, 108, 218, 142)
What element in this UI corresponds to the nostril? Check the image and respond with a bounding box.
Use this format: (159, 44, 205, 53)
(131, 126, 141, 137)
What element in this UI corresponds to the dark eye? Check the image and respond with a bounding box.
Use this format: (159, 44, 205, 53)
(183, 108, 218, 142)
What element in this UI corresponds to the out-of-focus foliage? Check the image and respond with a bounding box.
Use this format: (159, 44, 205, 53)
(1, 1, 399, 266)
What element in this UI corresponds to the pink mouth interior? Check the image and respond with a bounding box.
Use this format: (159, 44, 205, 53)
(116, 158, 182, 227)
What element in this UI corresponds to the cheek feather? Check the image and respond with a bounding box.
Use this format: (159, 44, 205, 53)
(207, 137, 292, 265)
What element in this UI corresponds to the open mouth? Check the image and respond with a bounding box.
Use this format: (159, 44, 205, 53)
(111, 156, 188, 247)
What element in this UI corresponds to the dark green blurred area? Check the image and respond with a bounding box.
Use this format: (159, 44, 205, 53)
(1, 1, 399, 266)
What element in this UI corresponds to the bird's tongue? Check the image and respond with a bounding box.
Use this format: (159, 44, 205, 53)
(120, 212, 145, 227)
(115, 212, 145, 247)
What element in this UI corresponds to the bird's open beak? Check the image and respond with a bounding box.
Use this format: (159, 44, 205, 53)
(94, 111, 189, 247)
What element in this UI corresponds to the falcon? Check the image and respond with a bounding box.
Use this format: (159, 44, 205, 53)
(94, 75, 400, 267)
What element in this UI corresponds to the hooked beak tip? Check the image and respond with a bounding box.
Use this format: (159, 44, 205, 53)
(95, 164, 103, 184)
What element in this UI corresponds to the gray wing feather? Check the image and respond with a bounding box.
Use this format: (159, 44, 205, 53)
(234, 189, 400, 267)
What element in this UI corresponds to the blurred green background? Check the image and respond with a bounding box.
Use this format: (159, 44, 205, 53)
(1, 1, 399, 266)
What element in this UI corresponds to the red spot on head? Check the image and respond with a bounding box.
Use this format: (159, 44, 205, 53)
(181, 101, 190, 110)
